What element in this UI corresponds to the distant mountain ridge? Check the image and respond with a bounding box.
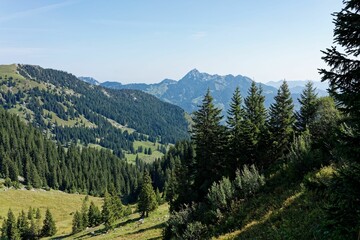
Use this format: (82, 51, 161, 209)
(81, 69, 328, 113)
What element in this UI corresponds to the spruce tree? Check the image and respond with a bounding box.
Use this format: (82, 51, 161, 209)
(319, 0, 360, 164)
(102, 191, 115, 230)
(319, 1, 360, 237)
(80, 199, 89, 229)
(227, 87, 246, 174)
(268, 80, 295, 161)
(3, 209, 20, 240)
(243, 81, 267, 165)
(17, 210, 28, 239)
(41, 209, 56, 237)
(88, 201, 101, 227)
(72, 211, 83, 234)
(138, 171, 158, 217)
(191, 89, 228, 201)
(295, 81, 318, 132)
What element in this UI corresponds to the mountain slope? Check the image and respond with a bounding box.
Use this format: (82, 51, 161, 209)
(0, 64, 189, 158)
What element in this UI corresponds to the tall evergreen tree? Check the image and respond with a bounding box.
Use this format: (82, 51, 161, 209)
(319, 1, 360, 238)
(268, 80, 295, 161)
(295, 81, 318, 132)
(80, 199, 89, 229)
(243, 81, 267, 165)
(17, 210, 28, 239)
(2, 209, 20, 240)
(72, 211, 83, 234)
(138, 171, 158, 217)
(101, 191, 116, 230)
(192, 89, 228, 201)
(227, 87, 246, 175)
(319, 0, 360, 164)
(41, 209, 56, 237)
(88, 201, 101, 227)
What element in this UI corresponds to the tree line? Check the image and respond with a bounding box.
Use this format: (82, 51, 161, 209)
(1, 208, 56, 240)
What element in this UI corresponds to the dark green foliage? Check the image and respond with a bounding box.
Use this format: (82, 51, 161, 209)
(242, 81, 267, 165)
(191, 90, 228, 201)
(88, 201, 102, 227)
(72, 211, 83, 234)
(0, 107, 141, 198)
(138, 171, 158, 217)
(319, 1, 360, 237)
(319, 0, 360, 163)
(268, 80, 295, 162)
(80, 199, 89, 230)
(324, 163, 360, 239)
(295, 81, 318, 132)
(15, 64, 189, 145)
(226, 87, 246, 173)
(41, 209, 56, 237)
(1, 209, 20, 240)
(101, 188, 125, 230)
(17, 211, 28, 239)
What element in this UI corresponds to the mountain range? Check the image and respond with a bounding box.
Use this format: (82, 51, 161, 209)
(84, 69, 328, 114)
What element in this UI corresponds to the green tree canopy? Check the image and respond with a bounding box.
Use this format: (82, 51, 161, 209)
(138, 171, 158, 217)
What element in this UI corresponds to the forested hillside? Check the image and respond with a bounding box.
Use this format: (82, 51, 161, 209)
(0, 64, 189, 159)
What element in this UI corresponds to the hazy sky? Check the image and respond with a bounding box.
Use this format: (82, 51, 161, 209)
(0, 0, 342, 83)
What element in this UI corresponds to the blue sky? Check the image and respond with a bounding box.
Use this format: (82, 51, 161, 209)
(0, 0, 342, 83)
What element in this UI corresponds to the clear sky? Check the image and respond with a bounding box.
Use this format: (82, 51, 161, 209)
(0, 0, 342, 84)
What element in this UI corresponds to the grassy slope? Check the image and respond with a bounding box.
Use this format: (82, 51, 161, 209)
(215, 166, 335, 240)
(0, 189, 103, 236)
(68, 203, 169, 240)
(125, 140, 166, 164)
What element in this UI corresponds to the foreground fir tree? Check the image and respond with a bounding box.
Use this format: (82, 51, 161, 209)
(243, 81, 267, 165)
(138, 171, 158, 217)
(319, 0, 360, 238)
(268, 80, 295, 161)
(295, 81, 318, 132)
(41, 209, 56, 237)
(227, 87, 246, 174)
(192, 89, 228, 201)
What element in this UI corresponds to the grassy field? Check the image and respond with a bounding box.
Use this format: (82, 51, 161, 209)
(0, 188, 169, 239)
(70, 203, 169, 240)
(125, 140, 166, 164)
(0, 189, 103, 236)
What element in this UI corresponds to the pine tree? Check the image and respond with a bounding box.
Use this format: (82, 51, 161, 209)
(72, 211, 83, 234)
(17, 210, 28, 239)
(191, 89, 228, 201)
(138, 171, 158, 217)
(227, 87, 246, 174)
(88, 201, 101, 227)
(3, 209, 20, 240)
(319, 1, 360, 238)
(41, 209, 56, 237)
(102, 191, 115, 230)
(319, 0, 360, 164)
(295, 81, 318, 132)
(80, 199, 89, 229)
(243, 81, 267, 165)
(268, 80, 295, 161)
